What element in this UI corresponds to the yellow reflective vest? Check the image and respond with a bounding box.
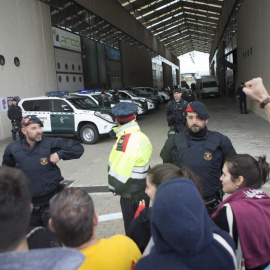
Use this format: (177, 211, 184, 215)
(108, 121, 152, 195)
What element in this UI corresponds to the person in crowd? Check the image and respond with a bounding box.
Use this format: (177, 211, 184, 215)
(160, 101, 236, 214)
(243, 77, 270, 124)
(7, 98, 24, 140)
(182, 86, 196, 103)
(2, 115, 84, 227)
(212, 154, 270, 270)
(49, 187, 141, 270)
(236, 82, 248, 114)
(135, 178, 237, 270)
(108, 102, 152, 233)
(127, 163, 202, 253)
(0, 166, 84, 270)
(166, 87, 188, 135)
(98, 91, 111, 108)
(112, 89, 120, 103)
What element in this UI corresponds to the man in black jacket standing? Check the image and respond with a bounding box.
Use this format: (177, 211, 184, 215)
(7, 98, 23, 140)
(236, 82, 248, 114)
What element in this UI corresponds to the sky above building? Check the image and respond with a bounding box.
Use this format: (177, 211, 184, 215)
(179, 51, 210, 76)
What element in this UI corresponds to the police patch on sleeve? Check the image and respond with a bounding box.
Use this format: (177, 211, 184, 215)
(116, 134, 131, 152)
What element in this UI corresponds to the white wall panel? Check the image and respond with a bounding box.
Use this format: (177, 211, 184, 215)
(54, 48, 84, 91)
(237, 0, 270, 121)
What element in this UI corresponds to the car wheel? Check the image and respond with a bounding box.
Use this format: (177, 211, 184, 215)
(80, 124, 100, 144)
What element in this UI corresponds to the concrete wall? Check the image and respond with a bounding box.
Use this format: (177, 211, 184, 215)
(121, 41, 152, 87)
(237, 0, 270, 121)
(0, 0, 57, 140)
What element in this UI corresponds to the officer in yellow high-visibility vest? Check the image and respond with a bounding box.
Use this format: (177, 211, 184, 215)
(108, 102, 152, 233)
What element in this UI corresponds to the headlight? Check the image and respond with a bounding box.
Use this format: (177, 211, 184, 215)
(95, 111, 115, 123)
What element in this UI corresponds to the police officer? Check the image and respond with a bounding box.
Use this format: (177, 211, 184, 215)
(7, 98, 23, 140)
(236, 82, 248, 114)
(108, 102, 152, 233)
(98, 91, 111, 108)
(166, 88, 188, 134)
(112, 89, 120, 103)
(182, 86, 196, 103)
(2, 115, 84, 227)
(160, 101, 236, 214)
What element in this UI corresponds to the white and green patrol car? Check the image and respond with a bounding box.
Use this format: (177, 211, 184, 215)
(18, 96, 116, 144)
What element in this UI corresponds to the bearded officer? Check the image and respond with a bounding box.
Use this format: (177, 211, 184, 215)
(2, 115, 84, 227)
(160, 101, 236, 214)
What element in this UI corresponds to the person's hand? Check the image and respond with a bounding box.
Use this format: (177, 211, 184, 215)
(139, 199, 145, 206)
(243, 77, 269, 103)
(50, 152, 60, 164)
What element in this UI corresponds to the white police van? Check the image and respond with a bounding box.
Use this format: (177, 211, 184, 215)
(18, 96, 116, 144)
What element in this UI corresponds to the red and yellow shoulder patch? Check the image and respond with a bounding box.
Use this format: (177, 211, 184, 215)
(116, 134, 131, 152)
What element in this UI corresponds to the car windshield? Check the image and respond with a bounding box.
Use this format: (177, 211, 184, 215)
(125, 90, 137, 97)
(68, 97, 98, 109)
(203, 81, 217, 88)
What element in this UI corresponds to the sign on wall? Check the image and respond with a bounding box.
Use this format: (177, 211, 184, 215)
(108, 47, 121, 62)
(52, 27, 81, 52)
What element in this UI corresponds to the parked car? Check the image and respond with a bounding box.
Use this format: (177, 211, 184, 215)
(128, 87, 163, 108)
(132, 87, 170, 102)
(115, 90, 156, 111)
(102, 92, 147, 115)
(18, 95, 116, 144)
(71, 91, 147, 115)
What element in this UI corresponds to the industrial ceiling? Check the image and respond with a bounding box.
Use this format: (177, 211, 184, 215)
(43, 0, 242, 58)
(116, 0, 224, 56)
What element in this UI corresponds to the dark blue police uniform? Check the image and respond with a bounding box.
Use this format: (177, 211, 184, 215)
(161, 101, 236, 213)
(166, 94, 188, 133)
(2, 115, 84, 227)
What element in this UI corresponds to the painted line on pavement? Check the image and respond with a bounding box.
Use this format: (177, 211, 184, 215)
(98, 212, 123, 222)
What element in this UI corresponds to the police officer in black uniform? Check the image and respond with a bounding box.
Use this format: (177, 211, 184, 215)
(7, 98, 24, 140)
(2, 115, 84, 227)
(98, 91, 111, 108)
(161, 101, 236, 214)
(166, 88, 188, 135)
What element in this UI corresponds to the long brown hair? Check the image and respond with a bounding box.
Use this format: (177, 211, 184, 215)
(147, 163, 202, 197)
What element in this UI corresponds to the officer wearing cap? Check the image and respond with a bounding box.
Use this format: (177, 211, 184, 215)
(108, 102, 152, 233)
(166, 87, 188, 135)
(160, 101, 236, 214)
(2, 115, 84, 227)
(7, 98, 24, 140)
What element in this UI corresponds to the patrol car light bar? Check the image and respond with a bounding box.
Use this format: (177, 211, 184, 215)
(77, 89, 104, 93)
(46, 91, 69, 97)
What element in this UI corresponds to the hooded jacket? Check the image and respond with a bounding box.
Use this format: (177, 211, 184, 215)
(135, 178, 236, 270)
(0, 247, 85, 270)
